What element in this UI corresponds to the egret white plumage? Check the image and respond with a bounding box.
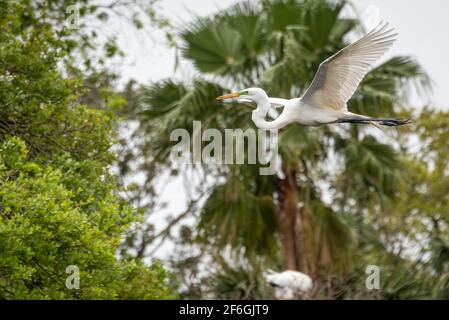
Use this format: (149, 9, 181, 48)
(216, 22, 410, 129)
(265, 270, 313, 300)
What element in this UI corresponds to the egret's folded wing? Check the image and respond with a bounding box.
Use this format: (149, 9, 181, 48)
(301, 22, 397, 111)
(268, 98, 288, 108)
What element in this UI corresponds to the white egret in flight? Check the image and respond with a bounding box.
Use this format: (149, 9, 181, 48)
(216, 22, 410, 129)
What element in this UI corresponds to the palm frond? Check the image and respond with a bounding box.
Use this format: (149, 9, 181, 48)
(180, 3, 267, 84)
(336, 135, 403, 197)
(351, 56, 432, 116)
(197, 177, 279, 258)
(139, 79, 187, 119)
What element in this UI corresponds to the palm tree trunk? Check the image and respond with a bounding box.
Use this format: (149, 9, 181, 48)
(277, 163, 314, 275)
(294, 206, 311, 274)
(277, 166, 298, 270)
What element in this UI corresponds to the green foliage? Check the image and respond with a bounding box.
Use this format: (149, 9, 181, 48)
(181, 1, 265, 82)
(198, 177, 279, 257)
(0, 1, 113, 161)
(336, 135, 402, 197)
(208, 261, 269, 299)
(0, 0, 171, 299)
(0, 138, 170, 299)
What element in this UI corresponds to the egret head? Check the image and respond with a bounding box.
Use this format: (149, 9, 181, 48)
(216, 87, 267, 102)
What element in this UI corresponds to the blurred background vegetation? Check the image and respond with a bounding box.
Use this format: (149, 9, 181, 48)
(1, 0, 449, 299)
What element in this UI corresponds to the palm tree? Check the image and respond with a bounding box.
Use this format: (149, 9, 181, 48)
(135, 0, 429, 297)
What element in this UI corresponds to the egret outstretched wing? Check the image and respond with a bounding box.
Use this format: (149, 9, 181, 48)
(301, 22, 397, 111)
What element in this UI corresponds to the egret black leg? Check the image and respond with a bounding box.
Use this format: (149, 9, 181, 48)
(338, 117, 411, 127)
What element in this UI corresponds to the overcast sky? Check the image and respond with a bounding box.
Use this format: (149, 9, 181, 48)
(118, 0, 449, 108)
(114, 0, 449, 259)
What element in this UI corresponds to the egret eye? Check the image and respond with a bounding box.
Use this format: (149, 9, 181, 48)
(240, 90, 249, 95)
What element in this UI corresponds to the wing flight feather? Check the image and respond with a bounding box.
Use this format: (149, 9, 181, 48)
(301, 22, 397, 111)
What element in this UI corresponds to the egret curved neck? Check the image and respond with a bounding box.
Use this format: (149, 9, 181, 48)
(251, 96, 289, 130)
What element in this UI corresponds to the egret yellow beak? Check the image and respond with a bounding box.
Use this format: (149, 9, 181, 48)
(216, 92, 240, 100)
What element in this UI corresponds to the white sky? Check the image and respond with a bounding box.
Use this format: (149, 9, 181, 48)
(114, 0, 449, 259)
(118, 0, 449, 107)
